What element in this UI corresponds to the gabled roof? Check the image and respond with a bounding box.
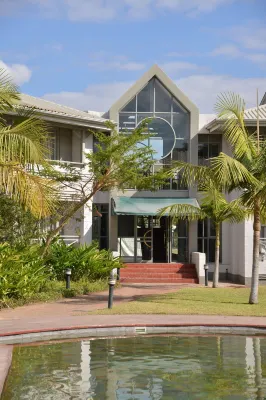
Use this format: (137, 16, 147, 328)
(15, 94, 109, 129)
(108, 64, 199, 120)
(244, 103, 266, 120)
(205, 103, 266, 132)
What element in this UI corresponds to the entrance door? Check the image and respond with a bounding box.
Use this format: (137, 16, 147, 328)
(153, 217, 167, 263)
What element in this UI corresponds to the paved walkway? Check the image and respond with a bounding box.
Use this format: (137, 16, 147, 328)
(0, 282, 264, 337)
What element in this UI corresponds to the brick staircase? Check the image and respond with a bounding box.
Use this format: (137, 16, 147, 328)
(120, 263, 198, 284)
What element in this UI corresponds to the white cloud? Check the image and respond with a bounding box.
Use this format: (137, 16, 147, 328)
(176, 74, 266, 112)
(212, 44, 266, 67)
(229, 22, 266, 51)
(161, 61, 205, 74)
(1, 0, 237, 20)
(0, 60, 32, 85)
(43, 81, 133, 112)
(88, 53, 145, 71)
(42, 73, 266, 113)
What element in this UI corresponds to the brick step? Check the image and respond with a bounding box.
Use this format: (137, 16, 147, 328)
(122, 268, 196, 273)
(120, 278, 198, 283)
(121, 272, 197, 278)
(125, 264, 195, 268)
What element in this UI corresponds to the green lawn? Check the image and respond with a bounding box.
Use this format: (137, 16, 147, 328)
(92, 286, 266, 316)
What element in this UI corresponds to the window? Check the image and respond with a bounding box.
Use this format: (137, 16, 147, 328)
(198, 134, 222, 166)
(48, 127, 73, 162)
(92, 204, 109, 250)
(119, 77, 190, 190)
(198, 219, 221, 263)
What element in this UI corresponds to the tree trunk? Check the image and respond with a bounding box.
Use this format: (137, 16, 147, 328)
(212, 223, 220, 288)
(249, 199, 261, 304)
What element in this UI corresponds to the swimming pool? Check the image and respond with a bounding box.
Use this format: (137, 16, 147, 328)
(2, 335, 266, 399)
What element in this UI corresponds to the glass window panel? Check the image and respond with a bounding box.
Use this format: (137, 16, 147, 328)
(92, 216, 100, 240)
(177, 238, 188, 262)
(119, 113, 136, 132)
(173, 98, 187, 113)
(121, 96, 136, 112)
(153, 113, 171, 123)
(100, 213, 108, 236)
(146, 118, 175, 160)
(137, 80, 154, 112)
(178, 220, 188, 237)
(118, 215, 134, 237)
(100, 237, 108, 250)
(208, 238, 216, 262)
(209, 219, 216, 237)
(198, 238, 208, 254)
(209, 143, 220, 158)
(173, 113, 189, 142)
(137, 113, 154, 125)
(172, 145, 188, 162)
(155, 79, 172, 112)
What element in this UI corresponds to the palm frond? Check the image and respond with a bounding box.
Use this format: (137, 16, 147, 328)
(215, 92, 257, 160)
(0, 117, 51, 164)
(169, 160, 212, 187)
(210, 152, 260, 190)
(158, 204, 205, 221)
(0, 164, 58, 218)
(0, 68, 20, 112)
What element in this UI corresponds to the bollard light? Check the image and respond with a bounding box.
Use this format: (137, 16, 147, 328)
(204, 264, 209, 287)
(108, 270, 116, 309)
(65, 268, 72, 289)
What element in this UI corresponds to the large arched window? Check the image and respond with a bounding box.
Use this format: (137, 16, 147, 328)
(119, 77, 189, 189)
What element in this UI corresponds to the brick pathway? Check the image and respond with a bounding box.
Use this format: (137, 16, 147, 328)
(0, 282, 262, 337)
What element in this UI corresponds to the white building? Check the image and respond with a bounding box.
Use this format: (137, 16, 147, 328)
(17, 65, 266, 285)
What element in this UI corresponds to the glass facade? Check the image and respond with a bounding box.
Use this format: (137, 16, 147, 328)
(119, 77, 190, 190)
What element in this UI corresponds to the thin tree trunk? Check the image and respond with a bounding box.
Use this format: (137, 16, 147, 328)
(253, 337, 263, 399)
(213, 223, 220, 288)
(249, 199, 261, 304)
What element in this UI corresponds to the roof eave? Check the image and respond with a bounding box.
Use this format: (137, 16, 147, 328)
(7, 110, 113, 131)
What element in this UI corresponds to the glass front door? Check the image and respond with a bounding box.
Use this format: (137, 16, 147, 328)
(118, 215, 188, 263)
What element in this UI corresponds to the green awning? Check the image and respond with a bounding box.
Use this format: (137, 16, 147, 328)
(112, 197, 200, 216)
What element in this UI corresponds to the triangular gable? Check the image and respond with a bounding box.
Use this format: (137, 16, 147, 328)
(109, 64, 198, 120)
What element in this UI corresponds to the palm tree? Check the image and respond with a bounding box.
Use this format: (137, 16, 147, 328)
(0, 69, 56, 218)
(162, 93, 264, 301)
(213, 93, 265, 303)
(160, 177, 246, 288)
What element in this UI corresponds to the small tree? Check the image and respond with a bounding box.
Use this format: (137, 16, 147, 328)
(41, 122, 169, 254)
(160, 176, 246, 287)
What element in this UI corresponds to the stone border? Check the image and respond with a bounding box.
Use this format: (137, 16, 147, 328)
(1, 324, 266, 396)
(0, 345, 13, 396)
(1, 324, 266, 344)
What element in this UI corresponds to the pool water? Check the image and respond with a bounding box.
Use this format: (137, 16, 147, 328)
(2, 335, 266, 399)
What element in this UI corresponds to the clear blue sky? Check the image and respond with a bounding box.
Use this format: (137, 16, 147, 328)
(1, 0, 266, 112)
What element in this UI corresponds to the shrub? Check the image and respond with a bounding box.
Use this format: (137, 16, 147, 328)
(44, 240, 123, 281)
(0, 243, 48, 303)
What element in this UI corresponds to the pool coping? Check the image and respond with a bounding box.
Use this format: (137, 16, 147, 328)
(2, 323, 266, 396)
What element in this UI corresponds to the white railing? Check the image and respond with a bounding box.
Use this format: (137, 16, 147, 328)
(32, 235, 80, 246)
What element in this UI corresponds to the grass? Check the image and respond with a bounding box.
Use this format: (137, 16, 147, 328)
(0, 279, 109, 309)
(92, 286, 266, 317)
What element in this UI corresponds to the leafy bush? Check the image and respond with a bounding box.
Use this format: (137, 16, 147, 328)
(0, 243, 48, 303)
(44, 240, 123, 281)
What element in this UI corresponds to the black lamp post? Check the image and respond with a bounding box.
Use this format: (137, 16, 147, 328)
(108, 270, 116, 309)
(65, 268, 71, 289)
(204, 264, 209, 287)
